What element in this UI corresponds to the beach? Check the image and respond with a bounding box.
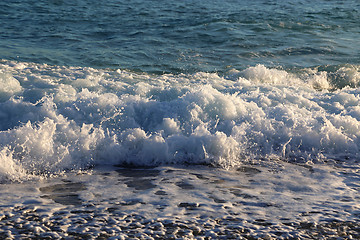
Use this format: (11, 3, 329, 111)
(1, 162, 360, 239)
(0, 0, 360, 238)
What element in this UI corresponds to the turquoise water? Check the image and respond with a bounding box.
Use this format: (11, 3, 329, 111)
(1, 0, 359, 73)
(0, 0, 360, 179)
(1, 1, 360, 239)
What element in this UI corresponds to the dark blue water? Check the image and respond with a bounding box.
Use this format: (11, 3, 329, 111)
(1, 0, 359, 73)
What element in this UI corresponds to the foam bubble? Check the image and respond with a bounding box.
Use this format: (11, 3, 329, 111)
(0, 71, 22, 101)
(0, 60, 360, 181)
(0, 147, 29, 182)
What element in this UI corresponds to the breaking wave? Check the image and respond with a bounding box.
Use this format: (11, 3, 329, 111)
(0, 60, 360, 181)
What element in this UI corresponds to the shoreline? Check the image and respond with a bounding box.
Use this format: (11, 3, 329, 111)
(1, 164, 359, 239)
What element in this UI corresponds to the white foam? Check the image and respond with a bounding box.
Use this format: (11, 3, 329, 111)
(0, 147, 29, 182)
(0, 59, 360, 181)
(0, 71, 22, 101)
(1, 163, 358, 239)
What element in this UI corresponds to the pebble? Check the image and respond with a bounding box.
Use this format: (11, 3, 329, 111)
(1, 202, 358, 240)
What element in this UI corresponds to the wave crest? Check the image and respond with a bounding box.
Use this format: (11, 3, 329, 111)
(0, 60, 360, 182)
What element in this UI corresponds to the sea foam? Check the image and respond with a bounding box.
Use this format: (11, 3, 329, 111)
(0, 60, 360, 181)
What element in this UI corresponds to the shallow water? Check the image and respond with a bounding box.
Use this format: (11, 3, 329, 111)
(1, 164, 360, 239)
(1, 0, 360, 238)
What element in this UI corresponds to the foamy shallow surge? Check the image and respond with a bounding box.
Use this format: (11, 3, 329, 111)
(0, 60, 359, 181)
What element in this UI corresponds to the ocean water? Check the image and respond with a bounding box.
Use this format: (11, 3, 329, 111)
(0, 0, 360, 239)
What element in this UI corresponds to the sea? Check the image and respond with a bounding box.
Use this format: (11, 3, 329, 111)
(0, 0, 359, 239)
